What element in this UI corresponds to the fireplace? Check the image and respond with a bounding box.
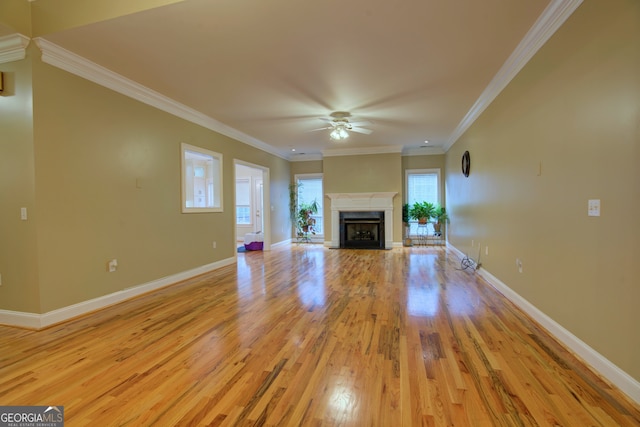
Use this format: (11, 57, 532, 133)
(340, 211, 385, 249)
(327, 192, 397, 249)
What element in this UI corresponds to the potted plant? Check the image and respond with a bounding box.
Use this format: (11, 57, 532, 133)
(402, 203, 412, 246)
(297, 200, 319, 236)
(402, 203, 410, 226)
(409, 201, 436, 225)
(432, 204, 449, 235)
(289, 183, 300, 228)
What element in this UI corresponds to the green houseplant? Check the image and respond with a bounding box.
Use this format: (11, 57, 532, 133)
(409, 201, 436, 225)
(297, 200, 319, 235)
(402, 203, 410, 226)
(289, 183, 299, 228)
(432, 204, 449, 235)
(402, 203, 412, 246)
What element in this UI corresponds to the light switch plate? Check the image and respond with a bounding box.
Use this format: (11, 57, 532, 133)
(588, 199, 600, 217)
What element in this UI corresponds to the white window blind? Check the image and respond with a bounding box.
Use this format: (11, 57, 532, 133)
(407, 172, 438, 206)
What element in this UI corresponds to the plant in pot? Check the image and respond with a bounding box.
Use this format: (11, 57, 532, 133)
(432, 204, 449, 236)
(289, 183, 300, 228)
(402, 203, 412, 246)
(297, 200, 319, 237)
(402, 203, 410, 226)
(409, 201, 436, 225)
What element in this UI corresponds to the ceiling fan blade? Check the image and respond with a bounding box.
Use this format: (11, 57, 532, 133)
(349, 120, 372, 127)
(351, 127, 373, 135)
(306, 126, 333, 132)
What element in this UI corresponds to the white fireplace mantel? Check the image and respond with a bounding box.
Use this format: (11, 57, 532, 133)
(326, 192, 397, 249)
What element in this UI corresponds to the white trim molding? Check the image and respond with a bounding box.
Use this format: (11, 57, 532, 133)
(402, 145, 446, 156)
(32, 38, 289, 160)
(289, 153, 324, 162)
(444, 0, 583, 151)
(0, 33, 30, 64)
(448, 242, 640, 405)
(0, 257, 235, 330)
(323, 145, 402, 157)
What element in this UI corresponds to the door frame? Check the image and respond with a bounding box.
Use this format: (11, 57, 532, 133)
(234, 160, 271, 251)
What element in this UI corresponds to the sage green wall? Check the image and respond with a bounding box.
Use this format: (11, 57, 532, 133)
(323, 153, 402, 244)
(0, 47, 40, 313)
(291, 160, 323, 177)
(0, 1, 31, 35)
(0, 47, 289, 314)
(445, 0, 639, 381)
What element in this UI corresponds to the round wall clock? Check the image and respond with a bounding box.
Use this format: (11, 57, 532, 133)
(461, 151, 470, 177)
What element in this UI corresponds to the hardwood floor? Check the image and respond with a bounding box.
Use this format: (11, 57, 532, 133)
(1, 245, 638, 426)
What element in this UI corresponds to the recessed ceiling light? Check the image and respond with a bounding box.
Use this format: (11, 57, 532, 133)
(291, 148, 296, 152)
(424, 140, 429, 144)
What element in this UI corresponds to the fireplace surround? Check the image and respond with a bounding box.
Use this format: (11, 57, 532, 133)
(327, 192, 397, 249)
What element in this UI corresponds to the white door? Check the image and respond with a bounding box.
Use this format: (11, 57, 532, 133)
(254, 179, 263, 232)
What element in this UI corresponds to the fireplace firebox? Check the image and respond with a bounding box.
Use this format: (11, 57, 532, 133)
(339, 211, 385, 249)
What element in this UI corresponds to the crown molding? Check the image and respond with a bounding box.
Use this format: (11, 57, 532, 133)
(290, 144, 445, 161)
(289, 153, 323, 162)
(443, 0, 583, 152)
(0, 33, 30, 64)
(323, 144, 403, 157)
(402, 145, 446, 156)
(32, 37, 289, 160)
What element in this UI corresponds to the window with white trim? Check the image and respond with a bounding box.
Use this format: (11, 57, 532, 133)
(181, 143, 223, 213)
(295, 174, 324, 235)
(406, 169, 441, 234)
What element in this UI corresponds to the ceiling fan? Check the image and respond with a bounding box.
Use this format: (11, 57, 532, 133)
(311, 111, 373, 141)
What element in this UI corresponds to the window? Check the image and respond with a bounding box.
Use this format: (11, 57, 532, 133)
(406, 169, 440, 206)
(296, 174, 323, 235)
(235, 179, 251, 224)
(181, 143, 223, 213)
(236, 207, 251, 224)
(406, 169, 441, 234)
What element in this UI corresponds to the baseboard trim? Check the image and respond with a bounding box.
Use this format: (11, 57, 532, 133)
(271, 239, 292, 248)
(0, 310, 41, 329)
(0, 257, 236, 330)
(447, 243, 639, 404)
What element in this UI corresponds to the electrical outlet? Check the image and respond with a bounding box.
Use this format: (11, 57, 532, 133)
(471, 239, 474, 247)
(0, 273, 2, 286)
(485, 246, 489, 256)
(212, 241, 217, 249)
(108, 259, 118, 273)
(516, 258, 523, 273)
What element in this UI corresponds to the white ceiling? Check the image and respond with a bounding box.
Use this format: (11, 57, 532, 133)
(35, 0, 562, 160)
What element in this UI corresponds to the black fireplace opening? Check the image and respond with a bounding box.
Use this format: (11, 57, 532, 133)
(340, 211, 385, 249)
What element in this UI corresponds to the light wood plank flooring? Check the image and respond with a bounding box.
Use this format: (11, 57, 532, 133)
(1, 245, 638, 426)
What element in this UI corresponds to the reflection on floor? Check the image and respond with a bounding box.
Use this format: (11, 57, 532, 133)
(0, 244, 638, 425)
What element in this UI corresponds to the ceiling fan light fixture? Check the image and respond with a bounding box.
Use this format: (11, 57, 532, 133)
(330, 124, 349, 141)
